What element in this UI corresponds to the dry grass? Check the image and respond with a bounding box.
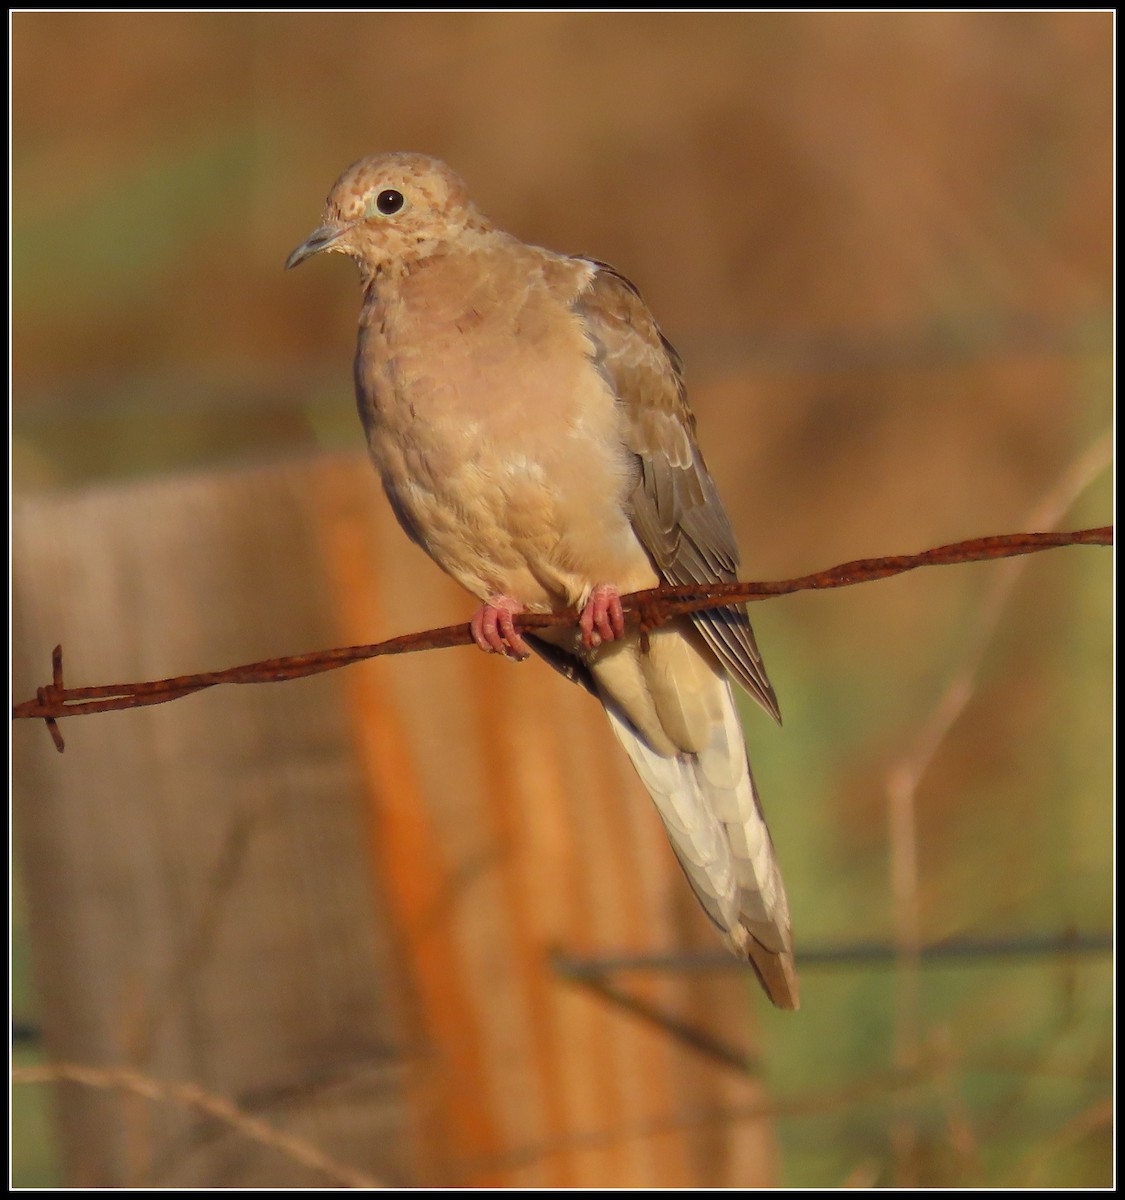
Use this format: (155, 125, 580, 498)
(12, 11, 1112, 1189)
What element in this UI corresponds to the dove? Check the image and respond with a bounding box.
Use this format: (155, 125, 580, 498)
(287, 152, 798, 1008)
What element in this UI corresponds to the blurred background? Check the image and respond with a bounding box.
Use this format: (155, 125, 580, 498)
(11, 11, 1112, 1188)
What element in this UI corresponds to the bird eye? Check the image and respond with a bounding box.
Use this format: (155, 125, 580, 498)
(374, 189, 405, 215)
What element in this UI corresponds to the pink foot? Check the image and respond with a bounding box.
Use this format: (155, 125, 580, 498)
(470, 596, 531, 661)
(579, 584, 626, 650)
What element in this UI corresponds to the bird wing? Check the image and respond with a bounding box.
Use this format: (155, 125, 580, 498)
(573, 260, 780, 724)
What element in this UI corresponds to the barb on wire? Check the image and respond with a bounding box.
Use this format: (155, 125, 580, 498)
(11, 526, 1111, 751)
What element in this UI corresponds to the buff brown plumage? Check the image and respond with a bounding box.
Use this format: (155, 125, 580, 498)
(287, 153, 797, 1008)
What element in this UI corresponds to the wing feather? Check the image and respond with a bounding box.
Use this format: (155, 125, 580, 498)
(575, 261, 780, 723)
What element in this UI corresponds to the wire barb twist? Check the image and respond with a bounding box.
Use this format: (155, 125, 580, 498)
(12, 526, 1111, 751)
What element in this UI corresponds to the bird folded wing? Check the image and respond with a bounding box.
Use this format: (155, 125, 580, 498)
(574, 262, 780, 724)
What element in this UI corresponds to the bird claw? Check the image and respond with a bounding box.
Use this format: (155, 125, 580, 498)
(579, 584, 626, 650)
(470, 598, 531, 660)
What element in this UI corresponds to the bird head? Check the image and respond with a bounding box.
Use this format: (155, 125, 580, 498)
(285, 152, 490, 280)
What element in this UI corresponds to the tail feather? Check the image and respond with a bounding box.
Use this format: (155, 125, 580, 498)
(603, 684, 798, 1010)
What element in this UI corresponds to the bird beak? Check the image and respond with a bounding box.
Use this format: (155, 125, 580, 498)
(285, 223, 348, 270)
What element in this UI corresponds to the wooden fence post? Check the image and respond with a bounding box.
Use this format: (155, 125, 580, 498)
(13, 453, 781, 1187)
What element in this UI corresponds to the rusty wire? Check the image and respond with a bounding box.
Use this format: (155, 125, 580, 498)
(11, 526, 1112, 752)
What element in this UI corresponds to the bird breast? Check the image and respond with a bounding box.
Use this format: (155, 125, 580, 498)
(353, 246, 659, 611)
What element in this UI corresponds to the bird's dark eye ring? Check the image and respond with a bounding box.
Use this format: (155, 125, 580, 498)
(375, 189, 405, 215)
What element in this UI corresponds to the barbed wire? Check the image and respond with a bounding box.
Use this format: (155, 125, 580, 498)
(12, 526, 1111, 752)
(551, 931, 1113, 976)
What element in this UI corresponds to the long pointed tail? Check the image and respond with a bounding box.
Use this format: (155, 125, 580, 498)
(604, 682, 799, 1010)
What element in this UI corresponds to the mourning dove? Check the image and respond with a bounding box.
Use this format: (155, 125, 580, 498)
(287, 152, 798, 1008)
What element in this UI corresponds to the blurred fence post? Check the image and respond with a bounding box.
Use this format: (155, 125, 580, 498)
(12, 459, 427, 1187)
(13, 452, 781, 1188)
